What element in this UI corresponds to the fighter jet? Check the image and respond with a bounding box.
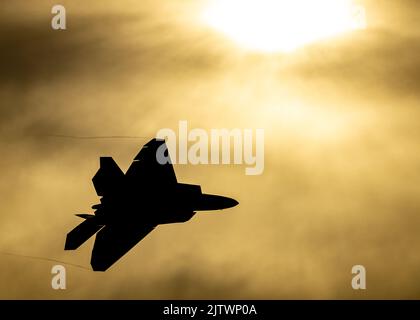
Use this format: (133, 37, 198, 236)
(65, 138, 238, 271)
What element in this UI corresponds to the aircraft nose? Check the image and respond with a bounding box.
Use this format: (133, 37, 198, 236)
(197, 194, 239, 211)
(225, 197, 239, 208)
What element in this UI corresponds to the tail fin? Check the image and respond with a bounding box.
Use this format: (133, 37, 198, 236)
(65, 218, 103, 250)
(92, 157, 124, 196)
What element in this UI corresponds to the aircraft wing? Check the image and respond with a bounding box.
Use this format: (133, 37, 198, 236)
(90, 223, 156, 271)
(125, 139, 177, 186)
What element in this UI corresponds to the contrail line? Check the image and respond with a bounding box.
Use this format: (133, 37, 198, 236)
(0, 251, 91, 271)
(42, 134, 150, 140)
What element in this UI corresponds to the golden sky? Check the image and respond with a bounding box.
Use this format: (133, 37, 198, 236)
(0, 0, 420, 299)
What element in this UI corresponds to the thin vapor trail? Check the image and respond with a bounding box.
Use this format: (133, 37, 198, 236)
(0, 251, 91, 271)
(42, 134, 150, 140)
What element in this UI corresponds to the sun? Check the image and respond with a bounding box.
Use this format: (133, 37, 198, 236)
(202, 0, 366, 52)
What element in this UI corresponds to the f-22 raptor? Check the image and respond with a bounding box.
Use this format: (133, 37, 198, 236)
(65, 138, 238, 271)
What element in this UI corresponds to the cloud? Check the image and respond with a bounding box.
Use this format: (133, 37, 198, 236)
(283, 30, 420, 99)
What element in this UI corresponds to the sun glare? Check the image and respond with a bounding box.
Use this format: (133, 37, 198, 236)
(202, 0, 366, 52)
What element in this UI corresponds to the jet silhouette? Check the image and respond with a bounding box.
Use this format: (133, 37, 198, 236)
(65, 138, 238, 271)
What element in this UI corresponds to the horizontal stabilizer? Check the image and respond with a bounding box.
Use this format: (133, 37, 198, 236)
(75, 214, 95, 219)
(65, 219, 103, 250)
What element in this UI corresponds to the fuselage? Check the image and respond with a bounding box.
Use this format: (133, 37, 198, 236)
(91, 183, 238, 226)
